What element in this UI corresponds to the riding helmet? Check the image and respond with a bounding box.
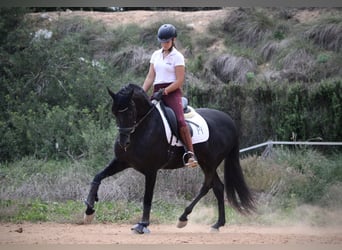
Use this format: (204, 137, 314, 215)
(157, 24, 177, 43)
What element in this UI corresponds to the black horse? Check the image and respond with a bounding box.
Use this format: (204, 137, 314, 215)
(84, 83, 255, 233)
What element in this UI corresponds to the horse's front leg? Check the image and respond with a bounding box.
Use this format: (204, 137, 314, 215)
(84, 158, 127, 224)
(131, 171, 157, 234)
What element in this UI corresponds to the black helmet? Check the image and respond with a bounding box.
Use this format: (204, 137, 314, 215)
(157, 24, 177, 43)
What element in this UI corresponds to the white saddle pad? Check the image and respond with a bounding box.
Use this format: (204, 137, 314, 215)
(154, 101, 209, 147)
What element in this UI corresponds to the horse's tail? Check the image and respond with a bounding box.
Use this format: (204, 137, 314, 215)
(224, 144, 255, 214)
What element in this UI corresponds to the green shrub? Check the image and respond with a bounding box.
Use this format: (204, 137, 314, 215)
(81, 119, 117, 165)
(189, 79, 341, 148)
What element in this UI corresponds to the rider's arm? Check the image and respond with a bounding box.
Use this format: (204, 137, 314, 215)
(142, 63, 155, 93)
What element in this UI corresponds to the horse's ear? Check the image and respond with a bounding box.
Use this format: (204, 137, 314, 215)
(107, 87, 116, 100)
(127, 87, 134, 100)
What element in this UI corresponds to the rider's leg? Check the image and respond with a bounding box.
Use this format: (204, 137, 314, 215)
(179, 125, 198, 168)
(160, 85, 198, 168)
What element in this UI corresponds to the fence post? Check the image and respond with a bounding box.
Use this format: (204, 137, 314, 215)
(261, 140, 273, 158)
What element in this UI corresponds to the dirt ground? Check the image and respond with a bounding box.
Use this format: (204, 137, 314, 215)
(1, 222, 342, 245)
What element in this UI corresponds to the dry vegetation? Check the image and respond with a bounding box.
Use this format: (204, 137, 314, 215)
(29, 7, 342, 85)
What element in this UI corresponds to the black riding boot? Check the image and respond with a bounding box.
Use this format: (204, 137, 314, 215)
(179, 126, 198, 168)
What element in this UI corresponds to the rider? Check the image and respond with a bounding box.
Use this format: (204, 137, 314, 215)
(142, 24, 198, 168)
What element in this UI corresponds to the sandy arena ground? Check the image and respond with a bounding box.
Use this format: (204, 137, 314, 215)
(1, 222, 342, 245)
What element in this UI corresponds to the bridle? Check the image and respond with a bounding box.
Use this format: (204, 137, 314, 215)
(117, 103, 156, 137)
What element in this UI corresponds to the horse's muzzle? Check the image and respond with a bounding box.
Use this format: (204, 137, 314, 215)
(118, 127, 134, 151)
(118, 134, 130, 151)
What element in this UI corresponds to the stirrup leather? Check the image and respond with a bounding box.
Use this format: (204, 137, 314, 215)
(182, 151, 198, 168)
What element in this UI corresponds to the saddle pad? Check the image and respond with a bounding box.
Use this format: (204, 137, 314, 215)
(155, 102, 209, 147)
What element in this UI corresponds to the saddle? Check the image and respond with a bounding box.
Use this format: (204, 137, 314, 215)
(153, 97, 209, 147)
(159, 97, 194, 140)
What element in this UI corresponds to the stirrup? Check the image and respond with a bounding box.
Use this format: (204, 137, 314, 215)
(182, 151, 198, 168)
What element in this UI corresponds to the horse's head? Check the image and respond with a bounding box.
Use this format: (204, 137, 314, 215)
(107, 85, 137, 150)
(107, 84, 153, 151)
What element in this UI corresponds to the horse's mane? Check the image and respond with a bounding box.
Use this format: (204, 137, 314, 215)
(124, 83, 151, 104)
(115, 83, 152, 114)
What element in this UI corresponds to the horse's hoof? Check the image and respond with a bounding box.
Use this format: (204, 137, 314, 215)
(177, 220, 188, 228)
(209, 227, 220, 233)
(131, 223, 150, 234)
(83, 212, 95, 224)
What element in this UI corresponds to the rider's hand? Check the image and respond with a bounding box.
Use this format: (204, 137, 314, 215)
(152, 88, 165, 101)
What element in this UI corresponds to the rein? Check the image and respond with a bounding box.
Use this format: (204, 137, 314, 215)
(118, 104, 156, 136)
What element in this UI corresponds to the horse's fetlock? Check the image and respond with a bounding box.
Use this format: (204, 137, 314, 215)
(179, 215, 188, 222)
(85, 207, 95, 215)
(138, 221, 150, 227)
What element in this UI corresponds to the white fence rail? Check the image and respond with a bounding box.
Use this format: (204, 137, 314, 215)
(239, 140, 342, 153)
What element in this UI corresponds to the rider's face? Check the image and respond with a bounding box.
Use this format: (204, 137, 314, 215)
(161, 39, 173, 51)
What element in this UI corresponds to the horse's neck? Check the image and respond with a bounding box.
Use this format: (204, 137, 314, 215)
(133, 96, 153, 120)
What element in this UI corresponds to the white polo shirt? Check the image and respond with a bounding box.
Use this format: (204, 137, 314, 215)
(150, 47, 185, 85)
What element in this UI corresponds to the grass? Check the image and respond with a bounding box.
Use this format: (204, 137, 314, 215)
(1, 197, 341, 227)
(0, 199, 183, 225)
(0, 199, 82, 223)
(303, 15, 342, 52)
(222, 8, 275, 48)
(0, 148, 341, 226)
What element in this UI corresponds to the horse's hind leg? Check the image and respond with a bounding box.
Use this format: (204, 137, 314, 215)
(84, 158, 127, 224)
(177, 175, 212, 228)
(211, 173, 225, 231)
